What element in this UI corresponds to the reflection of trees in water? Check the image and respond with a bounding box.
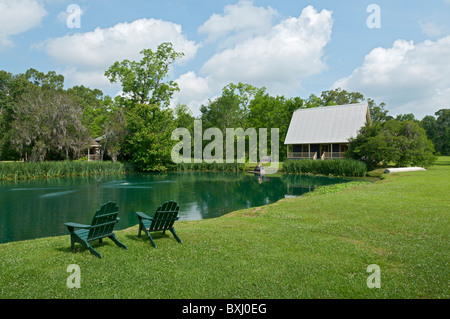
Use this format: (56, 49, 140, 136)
(99, 172, 289, 222)
(0, 175, 124, 243)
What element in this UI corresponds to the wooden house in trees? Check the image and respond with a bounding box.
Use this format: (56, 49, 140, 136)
(86, 136, 103, 161)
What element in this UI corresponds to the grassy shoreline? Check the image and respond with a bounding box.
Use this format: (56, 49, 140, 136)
(1, 158, 371, 182)
(0, 157, 448, 298)
(0, 161, 125, 181)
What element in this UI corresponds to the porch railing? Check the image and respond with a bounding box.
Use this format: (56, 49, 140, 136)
(322, 152, 345, 159)
(87, 154, 102, 161)
(287, 152, 316, 159)
(287, 152, 345, 159)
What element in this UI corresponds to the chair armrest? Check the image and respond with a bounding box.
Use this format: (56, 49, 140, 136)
(135, 211, 153, 220)
(64, 222, 91, 230)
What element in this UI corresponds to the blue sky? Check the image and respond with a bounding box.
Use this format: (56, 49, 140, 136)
(1, 0, 450, 119)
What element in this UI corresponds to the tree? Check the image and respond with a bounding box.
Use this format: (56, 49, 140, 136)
(320, 88, 364, 106)
(105, 42, 184, 107)
(25, 68, 64, 91)
(1, 69, 65, 160)
(10, 88, 90, 161)
(396, 113, 417, 122)
(102, 101, 128, 162)
(0, 71, 17, 159)
(103, 43, 185, 169)
(347, 120, 437, 169)
(421, 115, 437, 143)
(420, 109, 450, 155)
(123, 103, 176, 171)
(434, 109, 450, 155)
(367, 99, 392, 123)
(174, 104, 195, 133)
(304, 93, 322, 108)
(67, 85, 109, 138)
(248, 92, 302, 160)
(200, 82, 263, 132)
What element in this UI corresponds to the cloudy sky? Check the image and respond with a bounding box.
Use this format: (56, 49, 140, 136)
(1, 0, 449, 119)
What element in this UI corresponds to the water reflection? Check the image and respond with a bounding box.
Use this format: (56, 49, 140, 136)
(0, 172, 355, 243)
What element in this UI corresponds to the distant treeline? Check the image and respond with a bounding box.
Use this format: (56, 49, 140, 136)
(1, 42, 448, 173)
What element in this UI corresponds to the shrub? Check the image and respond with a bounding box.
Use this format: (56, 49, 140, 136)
(282, 159, 367, 177)
(347, 120, 437, 169)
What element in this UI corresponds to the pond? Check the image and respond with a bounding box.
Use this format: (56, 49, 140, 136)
(0, 172, 356, 244)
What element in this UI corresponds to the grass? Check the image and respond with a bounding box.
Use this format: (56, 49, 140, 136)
(302, 181, 372, 197)
(0, 157, 449, 298)
(0, 161, 125, 181)
(282, 159, 368, 177)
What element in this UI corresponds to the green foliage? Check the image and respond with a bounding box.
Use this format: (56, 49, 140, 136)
(200, 82, 264, 131)
(0, 161, 124, 181)
(320, 88, 364, 106)
(10, 87, 90, 161)
(201, 82, 303, 161)
(123, 103, 177, 172)
(282, 159, 367, 177)
(395, 113, 417, 122)
(421, 109, 450, 155)
(66, 85, 109, 138)
(24, 68, 65, 91)
(0, 69, 94, 162)
(303, 181, 372, 197)
(103, 43, 189, 171)
(247, 92, 302, 160)
(105, 42, 184, 107)
(348, 120, 437, 169)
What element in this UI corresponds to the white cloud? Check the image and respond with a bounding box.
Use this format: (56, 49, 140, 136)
(199, 5, 333, 95)
(333, 36, 450, 119)
(198, 0, 278, 45)
(39, 18, 199, 90)
(0, 0, 47, 47)
(170, 5, 333, 115)
(419, 21, 449, 38)
(171, 71, 214, 115)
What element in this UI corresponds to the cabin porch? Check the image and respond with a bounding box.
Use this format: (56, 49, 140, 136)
(286, 143, 348, 160)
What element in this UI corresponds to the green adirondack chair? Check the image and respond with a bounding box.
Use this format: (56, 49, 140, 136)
(64, 201, 128, 258)
(135, 200, 182, 248)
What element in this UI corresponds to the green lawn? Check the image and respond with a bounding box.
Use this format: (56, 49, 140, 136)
(0, 158, 449, 299)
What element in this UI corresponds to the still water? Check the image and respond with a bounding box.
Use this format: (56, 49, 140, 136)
(0, 172, 355, 243)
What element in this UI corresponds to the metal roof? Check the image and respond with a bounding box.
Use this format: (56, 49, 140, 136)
(284, 103, 370, 144)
